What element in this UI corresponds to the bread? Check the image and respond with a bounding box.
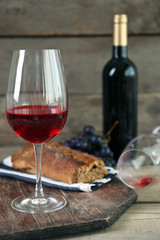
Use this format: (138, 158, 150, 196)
(12, 142, 108, 184)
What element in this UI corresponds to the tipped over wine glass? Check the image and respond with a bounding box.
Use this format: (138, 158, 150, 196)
(6, 49, 68, 213)
(117, 133, 160, 189)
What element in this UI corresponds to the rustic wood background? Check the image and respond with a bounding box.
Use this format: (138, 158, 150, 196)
(1, 0, 160, 160)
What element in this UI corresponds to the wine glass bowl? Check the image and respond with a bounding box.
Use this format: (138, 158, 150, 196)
(6, 49, 68, 213)
(117, 134, 160, 189)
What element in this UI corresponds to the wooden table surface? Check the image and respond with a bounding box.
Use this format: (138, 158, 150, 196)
(1, 140, 160, 240)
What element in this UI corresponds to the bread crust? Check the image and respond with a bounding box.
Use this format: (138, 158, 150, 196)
(12, 142, 108, 184)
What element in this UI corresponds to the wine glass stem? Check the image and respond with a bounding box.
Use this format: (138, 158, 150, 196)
(33, 143, 44, 198)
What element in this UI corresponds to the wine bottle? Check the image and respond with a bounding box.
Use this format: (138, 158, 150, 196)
(102, 14, 137, 161)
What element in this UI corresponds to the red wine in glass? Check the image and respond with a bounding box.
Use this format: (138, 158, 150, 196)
(6, 49, 68, 213)
(6, 105, 68, 144)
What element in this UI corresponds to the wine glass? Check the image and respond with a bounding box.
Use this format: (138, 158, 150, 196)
(117, 134, 160, 189)
(6, 49, 68, 213)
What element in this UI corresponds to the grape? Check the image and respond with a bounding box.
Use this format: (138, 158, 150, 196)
(100, 143, 111, 156)
(90, 134, 102, 145)
(64, 125, 115, 167)
(108, 151, 114, 159)
(110, 158, 116, 166)
(100, 147, 109, 157)
(75, 141, 82, 150)
(89, 134, 97, 144)
(77, 133, 85, 141)
(83, 125, 95, 135)
(95, 135, 102, 145)
(92, 150, 100, 157)
(64, 140, 70, 147)
(70, 137, 77, 148)
(104, 160, 112, 167)
(80, 141, 88, 151)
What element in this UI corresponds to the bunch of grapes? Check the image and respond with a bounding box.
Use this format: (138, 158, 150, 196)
(64, 125, 115, 167)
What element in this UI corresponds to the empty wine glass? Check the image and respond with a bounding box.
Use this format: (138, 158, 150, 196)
(6, 49, 68, 213)
(117, 134, 160, 189)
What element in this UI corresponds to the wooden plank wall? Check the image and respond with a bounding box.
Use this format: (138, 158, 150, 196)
(1, 0, 160, 159)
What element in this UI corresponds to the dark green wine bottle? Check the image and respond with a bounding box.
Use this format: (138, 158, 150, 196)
(102, 14, 138, 161)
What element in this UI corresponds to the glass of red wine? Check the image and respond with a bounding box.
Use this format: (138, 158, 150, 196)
(6, 49, 68, 213)
(117, 134, 160, 189)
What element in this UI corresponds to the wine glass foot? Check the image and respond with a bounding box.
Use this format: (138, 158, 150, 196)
(11, 193, 67, 213)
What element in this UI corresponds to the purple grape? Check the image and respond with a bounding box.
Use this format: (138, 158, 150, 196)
(63, 125, 115, 167)
(100, 145, 111, 157)
(70, 137, 77, 148)
(64, 140, 70, 147)
(90, 134, 102, 145)
(83, 125, 95, 135)
(92, 150, 100, 157)
(80, 141, 89, 151)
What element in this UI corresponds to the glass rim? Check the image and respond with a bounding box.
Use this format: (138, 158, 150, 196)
(12, 48, 61, 52)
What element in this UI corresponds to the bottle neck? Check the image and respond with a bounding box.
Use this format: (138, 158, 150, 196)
(113, 14, 128, 58)
(112, 46, 128, 58)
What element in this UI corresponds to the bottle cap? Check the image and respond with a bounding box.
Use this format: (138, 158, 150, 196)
(113, 14, 128, 46)
(113, 14, 127, 23)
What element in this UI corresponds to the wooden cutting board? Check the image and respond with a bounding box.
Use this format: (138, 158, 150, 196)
(0, 176, 137, 240)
